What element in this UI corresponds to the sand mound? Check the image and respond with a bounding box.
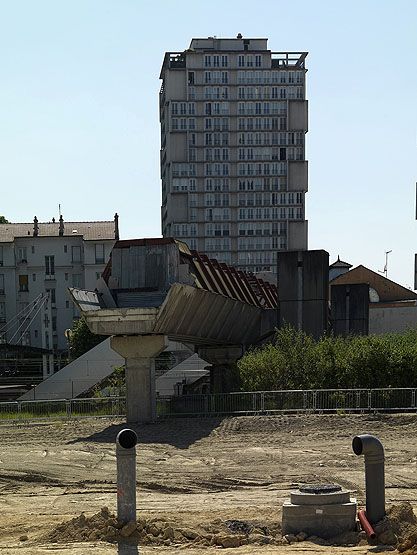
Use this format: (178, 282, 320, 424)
(373, 502, 417, 552)
(44, 508, 284, 548)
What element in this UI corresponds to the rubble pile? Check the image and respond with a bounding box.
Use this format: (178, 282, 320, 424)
(45, 508, 284, 548)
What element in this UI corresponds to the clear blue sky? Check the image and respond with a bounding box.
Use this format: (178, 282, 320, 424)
(1, 0, 416, 287)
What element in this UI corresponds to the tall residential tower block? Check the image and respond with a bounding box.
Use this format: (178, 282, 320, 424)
(160, 36, 308, 273)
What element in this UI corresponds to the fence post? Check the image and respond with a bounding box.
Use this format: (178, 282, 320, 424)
(312, 391, 317, 413)
(412, 389, 416, 410)
(356, 390, 361, 410)
(260, 392, 265, 412)
(368, 390, 372, 412)
(66, 400, 71, 419)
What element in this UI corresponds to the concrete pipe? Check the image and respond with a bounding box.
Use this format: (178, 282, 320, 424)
(116, 428, 138, 524)
(352, 434, 385, 524)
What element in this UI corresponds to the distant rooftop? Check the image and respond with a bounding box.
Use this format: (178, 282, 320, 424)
(160, 36, 307, 78)
(0, 218, 118, 242)
(329, 256, 352, 269)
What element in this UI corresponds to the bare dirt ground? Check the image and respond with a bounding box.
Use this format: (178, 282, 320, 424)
(0, 413, 416, 553)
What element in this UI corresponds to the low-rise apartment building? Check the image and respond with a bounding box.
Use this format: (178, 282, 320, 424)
(0, 214, 118, 353)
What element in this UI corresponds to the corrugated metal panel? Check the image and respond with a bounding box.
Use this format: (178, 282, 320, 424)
(68, 288, 102, 311)
(154, 284, 263, 345)
(116, 291, 166, 308)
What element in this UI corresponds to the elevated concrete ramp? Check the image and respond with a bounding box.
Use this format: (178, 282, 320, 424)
(19, 338, 123, 400)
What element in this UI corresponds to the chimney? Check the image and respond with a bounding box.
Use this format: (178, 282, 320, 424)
(114, 213, 119, 240)
(33, 216, 39, 237)
(59, 215, 64, 236)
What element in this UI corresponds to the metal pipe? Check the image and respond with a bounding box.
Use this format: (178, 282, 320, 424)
(358, 509, 376, 539)
(116, 428, 138, 524)
(352, 434, 385, 524)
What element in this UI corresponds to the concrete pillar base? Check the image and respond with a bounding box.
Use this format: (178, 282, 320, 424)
(111, 335, 167, 423)
(197, 345, 244, 394)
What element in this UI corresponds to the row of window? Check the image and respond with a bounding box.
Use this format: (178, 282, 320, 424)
(186, 70, 304, 88)
(170, 116, 300, 133)
(171, 177, 288, 193)
(186, 85, 303, 101)
(189, 146, 304, 164)
(239, 222, 287, 236)
(239, 207, 303, 220)
(8, 245, 106, 265)
(237, 101, 289, 114)
(238, 118, 287, 131)
(203, 54, 264, 68)
(170, 100, 290, 118)
(15, 271, 86, 292)
(205, 238, 231, 251)
(204, 54, 229, 68)
(197, 130, 297, 148)
(188, 191, 303, 208)
(238, 251, 280, 265)
(238, 132, 305, 146)
(237, 71, 304, 85)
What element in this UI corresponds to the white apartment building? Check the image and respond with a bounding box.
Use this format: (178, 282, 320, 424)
(160, 35, 308, 273)
(0, 215, 118, 353)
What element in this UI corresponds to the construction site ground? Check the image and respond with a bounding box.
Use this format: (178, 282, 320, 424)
(0, 412, 416, 554)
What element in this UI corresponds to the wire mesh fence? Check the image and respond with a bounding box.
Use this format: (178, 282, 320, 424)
(0, 388, 417, 422)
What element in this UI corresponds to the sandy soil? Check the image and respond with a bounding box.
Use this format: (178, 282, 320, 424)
(0, 413, 416, 553)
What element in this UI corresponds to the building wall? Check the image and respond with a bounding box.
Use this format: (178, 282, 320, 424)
(160, 38, 308, 273)
(369, 303, 417, 335)
(0, 236, 115, 351)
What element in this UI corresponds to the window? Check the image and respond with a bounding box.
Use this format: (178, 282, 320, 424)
(19, 275, 29, 292)
(72, 274, 82, 288)
(45, 255, 55, 276)
(17, 247, 27, 263)
(0, 274, 4, 294)
(0, 302, 5, 322)
(0, 246, 3, 265)
(72, 246, 81, 263)
(95, 244, 105, 264)
(46, 288, 56, 305)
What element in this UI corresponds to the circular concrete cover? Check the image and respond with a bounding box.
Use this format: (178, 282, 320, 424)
(299, 484, 342, 494)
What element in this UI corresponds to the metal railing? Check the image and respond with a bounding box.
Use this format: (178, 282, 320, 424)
(0, 397, 126, 422)
(0, 388, 416, 423)
(158, 388, 417, 416)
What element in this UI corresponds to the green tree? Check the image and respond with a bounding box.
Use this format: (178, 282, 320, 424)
(0, 216, 9, 224)
(238, 326, 417, 391)
(68, 317, 105, 359)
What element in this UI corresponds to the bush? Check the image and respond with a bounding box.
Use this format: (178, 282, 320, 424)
(237, 326, 417, 391)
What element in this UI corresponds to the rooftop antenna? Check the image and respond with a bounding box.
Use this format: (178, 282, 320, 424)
(58, 204, 61, 218)
(378, 250, 392, 278)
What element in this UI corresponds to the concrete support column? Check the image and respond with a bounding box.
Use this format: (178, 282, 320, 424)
(110, 335, 167, 423)
(197, 345, 244, 394)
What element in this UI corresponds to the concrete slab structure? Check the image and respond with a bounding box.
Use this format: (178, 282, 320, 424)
(69, 238, 278, 422)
